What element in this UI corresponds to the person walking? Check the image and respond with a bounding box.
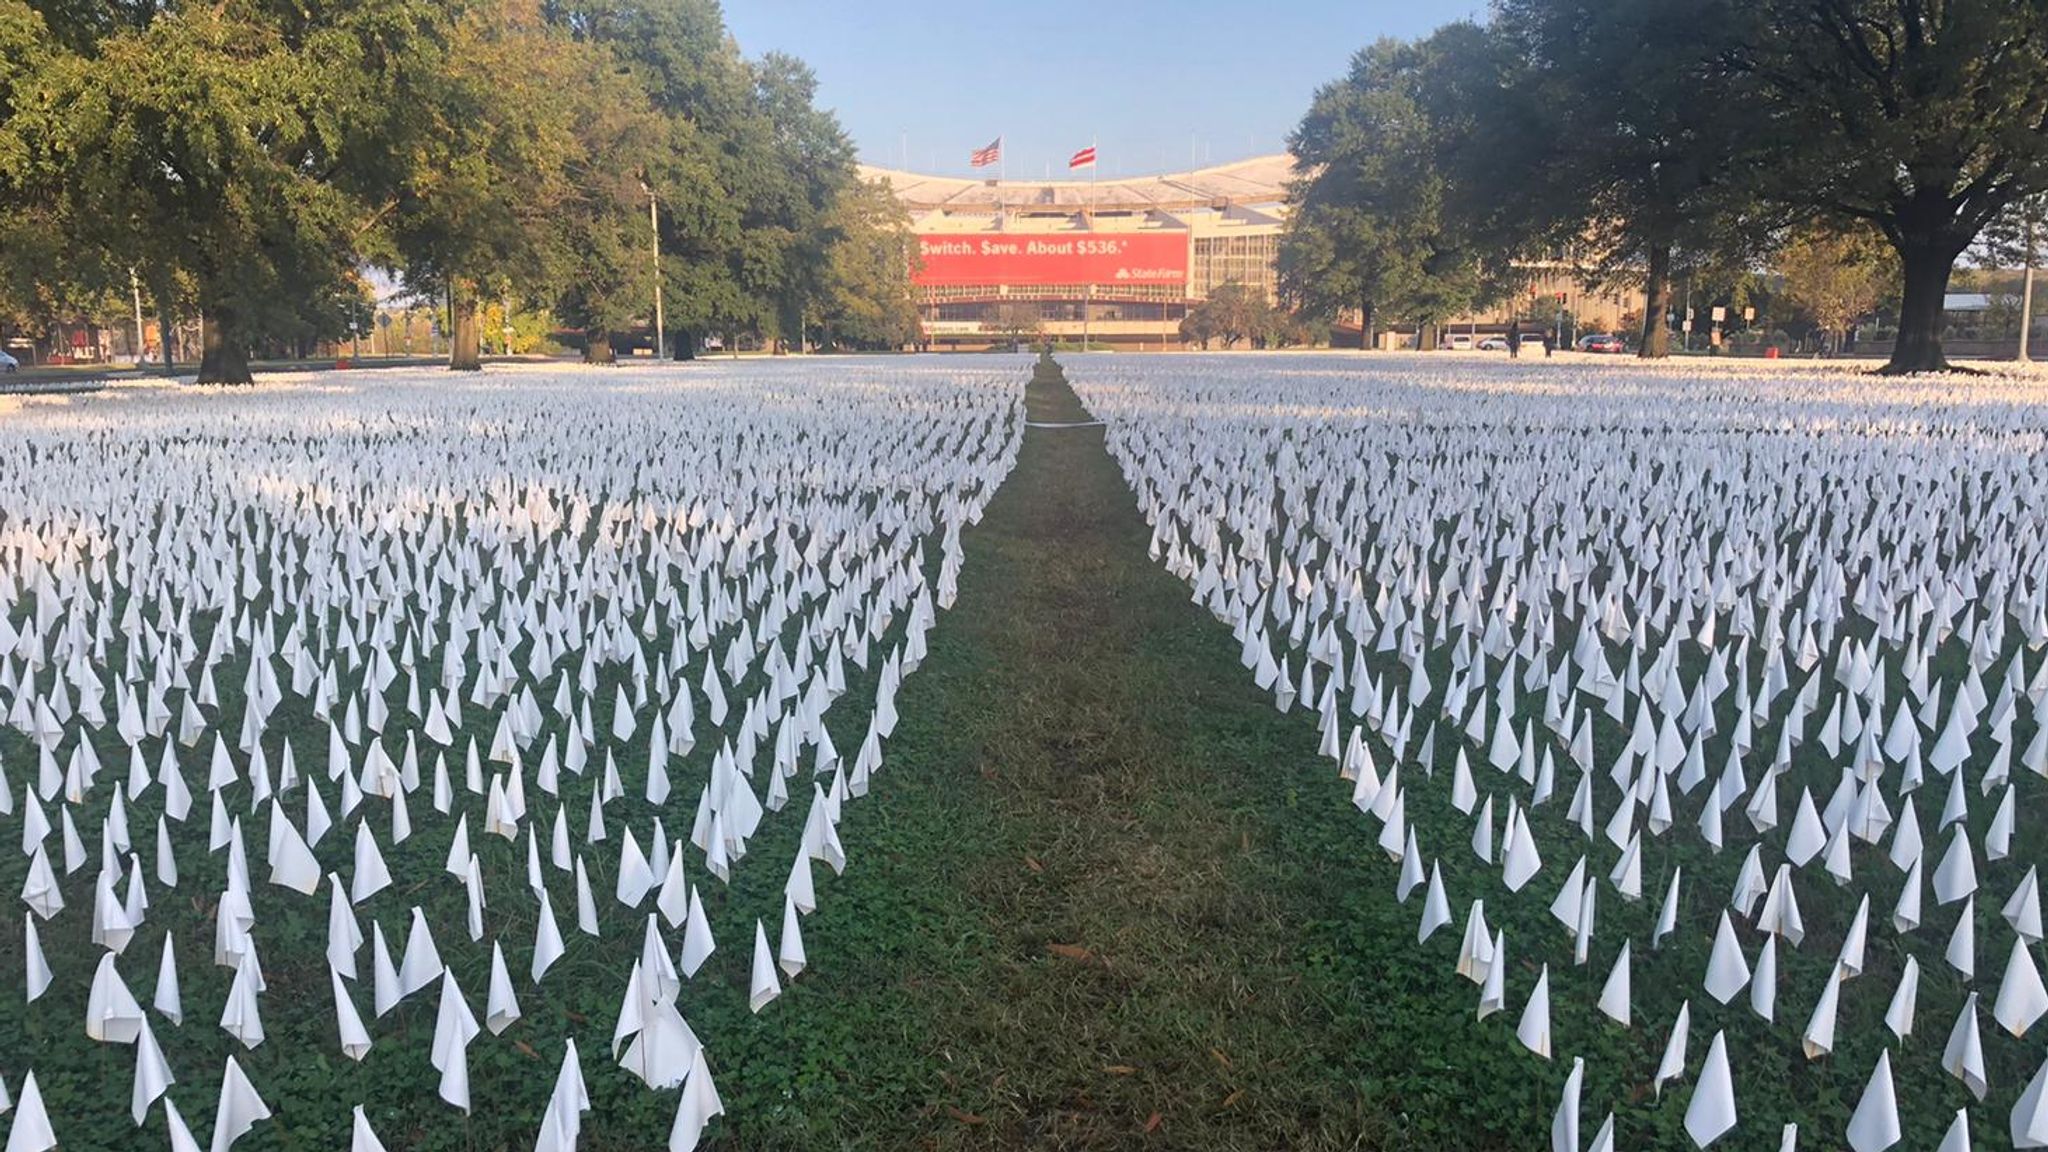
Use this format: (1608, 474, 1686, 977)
(1507, 319, 1522, 359)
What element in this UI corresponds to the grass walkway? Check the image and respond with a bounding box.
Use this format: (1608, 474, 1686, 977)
(726, 355, 1555, 1151)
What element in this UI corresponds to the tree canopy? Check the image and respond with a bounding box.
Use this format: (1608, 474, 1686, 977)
(1287, 0, 2048, 371)
(1737, 0, 2048, 370)
(0, 0, 915, 379)
(1181, 283, 1293, 350)
(1280, 30, 1495, 349)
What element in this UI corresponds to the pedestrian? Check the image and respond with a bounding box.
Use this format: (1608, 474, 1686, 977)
(1543, 330, 1555, 358)
(1507, 319, 1522, 359)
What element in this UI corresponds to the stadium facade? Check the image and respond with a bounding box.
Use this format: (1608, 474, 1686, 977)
(862, 155, 1292, 350)
(864, 153, 1640, 350)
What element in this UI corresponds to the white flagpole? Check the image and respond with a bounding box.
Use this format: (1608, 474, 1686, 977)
(1084, 137, 1097, 353)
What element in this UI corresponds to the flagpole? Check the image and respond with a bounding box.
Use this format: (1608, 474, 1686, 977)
(1083, 136, 1096, 354)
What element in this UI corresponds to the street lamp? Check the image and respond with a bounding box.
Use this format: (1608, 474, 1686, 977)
(130, 266, 146, 364)
(640, 179, 665, 362)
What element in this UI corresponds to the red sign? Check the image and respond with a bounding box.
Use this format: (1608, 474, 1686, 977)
(914, 233, 1188, 287)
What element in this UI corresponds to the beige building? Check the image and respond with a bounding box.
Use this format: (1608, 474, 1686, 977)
(865, 153, 1642, 349)
(863, 155, 1293, 349)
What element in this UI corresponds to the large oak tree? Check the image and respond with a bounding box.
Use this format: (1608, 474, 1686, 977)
(1737, 0, 2048, 372)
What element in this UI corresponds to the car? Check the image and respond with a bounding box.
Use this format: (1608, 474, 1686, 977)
(1577, 333, 1628, 354)
(1519, 332, 1550, 350)
(1445, 333, 1474, 350)
(0, 349, 17, 373)
(1477, 336, 1511, 351)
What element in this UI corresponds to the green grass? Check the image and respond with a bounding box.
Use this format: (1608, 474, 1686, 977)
(720, 353, 1540, 1150)
(8, 355, 2027, 1151)
(0, 394, 989, 1150)
(712, 353, 2045, 1151)
(1057, 357, 2045, 1151)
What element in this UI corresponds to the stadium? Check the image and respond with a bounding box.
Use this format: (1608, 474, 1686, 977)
(866, 153, 1641, 351)
(861, 155, 1294, 350)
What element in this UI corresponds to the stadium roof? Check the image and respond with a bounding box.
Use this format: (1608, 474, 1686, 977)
(860, 153, 1296, 213)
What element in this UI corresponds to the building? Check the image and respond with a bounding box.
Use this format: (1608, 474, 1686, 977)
(864, 153, 1653, 350)
(862, 155, 1294, 350)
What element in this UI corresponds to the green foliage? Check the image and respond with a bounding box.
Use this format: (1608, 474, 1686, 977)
(0, 0, 875, 372)
(1481, 0, 1774, 358)
(0, 0, 467, 379)
(1736, 0, 2048, 370)
(1180, 282, 1298, 349)
(814, 178, 921, 351)
(1280, 31, 1495, 339)
(1775, 224, 1898, 347)
(980, 301, 1042, 344)
(1288, 0, 2048, 370)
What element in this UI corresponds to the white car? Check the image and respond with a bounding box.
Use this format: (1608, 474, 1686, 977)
(0, 350, 18, 373)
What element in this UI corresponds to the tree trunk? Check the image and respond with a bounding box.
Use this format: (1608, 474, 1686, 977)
(677, 328, 695, 360)
(1638, 242, 1672, 359)
(584, 328, 616, 365)
(1885, 238, 1959, 373)
(448, 280, 482, 371)
(1418, 320, 1439, 351)
(196, 303, 253, 385)
(1360, 298, 1376, 350)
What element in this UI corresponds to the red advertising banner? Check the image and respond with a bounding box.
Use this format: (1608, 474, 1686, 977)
(914, 233, 1188, 287)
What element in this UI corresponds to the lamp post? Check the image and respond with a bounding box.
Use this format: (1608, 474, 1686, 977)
(129, 266, 147, 364)
(641, 180, 665, 362)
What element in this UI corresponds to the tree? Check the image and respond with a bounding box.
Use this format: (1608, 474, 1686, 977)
(1281, 29, 1494, 349)
(1485, 0, 1773, 359)
(542, 4, 858, 357)
(547, 0, 754, 358)
(982, 301, 1042, 348)
(1776, 224, 1896, 352)
(747, 53, 856, 352)
(816, 177, 920, 351)
(3, 0, 462, 383)
(2, 0, 885, 371)
(1738, 0, 2048, 372)
(389, 0, 581, 371)
(1181, 283, 1281, 349)
(544, 59, 664, 365)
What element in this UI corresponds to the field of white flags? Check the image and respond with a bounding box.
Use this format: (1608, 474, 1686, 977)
(0, 361, 1020, 1152)
(1070, 355, 2048, 1152)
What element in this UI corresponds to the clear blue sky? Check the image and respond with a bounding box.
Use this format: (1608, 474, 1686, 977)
(722, 1, 1481, 180)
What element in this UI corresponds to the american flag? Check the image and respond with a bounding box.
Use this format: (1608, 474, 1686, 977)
(1068, 145, 1097, 171)
(970, 137, 1003, 168)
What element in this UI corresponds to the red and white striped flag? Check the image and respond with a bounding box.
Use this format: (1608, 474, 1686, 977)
(970, 137, 1003, 168)
(1068, 145, 1098, 171)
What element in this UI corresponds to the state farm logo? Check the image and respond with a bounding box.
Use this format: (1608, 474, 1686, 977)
(1116, 267, 1184, 281)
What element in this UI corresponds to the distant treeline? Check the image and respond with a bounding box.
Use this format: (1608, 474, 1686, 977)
(0, 0, 923, 381)
(1280, 0, 2048, 372)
